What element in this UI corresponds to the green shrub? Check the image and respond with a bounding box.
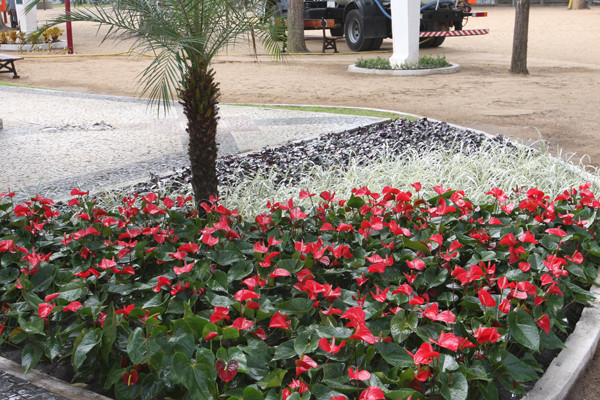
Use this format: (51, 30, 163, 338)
(355, 55, 451, 70)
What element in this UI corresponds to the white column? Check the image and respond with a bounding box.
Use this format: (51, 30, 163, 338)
(389, 0, 420, 68)
(15, 0, 38, 34)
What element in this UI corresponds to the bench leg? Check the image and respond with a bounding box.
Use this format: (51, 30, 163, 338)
(0, 61, 20, 79)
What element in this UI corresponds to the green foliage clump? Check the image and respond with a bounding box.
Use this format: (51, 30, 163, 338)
(355, 55, 451, 70)
(0, 184, 599, 399)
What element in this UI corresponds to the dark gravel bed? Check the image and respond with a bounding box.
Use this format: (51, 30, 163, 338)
(133, 117, 515, 194)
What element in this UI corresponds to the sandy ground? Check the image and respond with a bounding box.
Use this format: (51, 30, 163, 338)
(7, 6, 600, 167)
(2, 5, 600, 398)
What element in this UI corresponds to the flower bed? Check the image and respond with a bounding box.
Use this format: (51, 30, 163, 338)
(1, 181, 599, 400)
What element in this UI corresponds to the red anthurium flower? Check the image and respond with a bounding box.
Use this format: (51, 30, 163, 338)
(289, 207, 307, 220)
(205, 332, 219, 341)
(518, 262, 531, 272)
(122, 369, 138, 386)
(430, 331, 460, 352)
(44, 293, 59, 302)
(321, 305, 342, 315)
(392, 283, 413, 296)
(170, 282, 189, 296)
(518, 231, 538, 244)
(341, 307, 366, 323)
(473, 326, 502, 344)
(359, 387, 385, 400)
(370, 285, 389, 302)
(209, 307, 230, 324)
(288, 379, 310, 393)
(173, 261, 194, 275)
(169, 251, 187, 260)
(488, 217, 503, 225)
(348, 367, 371, 381)
(215, 359, 239, 382)
(499, 299, 511, 313)
(178, 242, 199, 254)
(152, 276, 171, 292)
(566, 250, 584, 264)
(478, 289, 497, 307)
(452, 264, 484, 286)
(366, 254, 394, 273)
(38, 302, 55, 318)
(537, 314, 551, 334)
(319, 337, 346, 354)
(295, 355, 318, 375)
(97, 258, 117, 270)
(116, 305, 135, 315)
(356, 273, 369, 286)
(349, 324, 376, 344)
(253, 241, 269, 253)
(234, 289, 261, 302)
(232, 317, 254, 331)
(270, 268, 291, 278)
(408, 342, 440, 366)
(242, 275, 267, 290)
(415, 367, 432, 382)
(269, 311, 291, 329)
(407, 258, 426, 271)
(545, 228, 567, 238)
(64, 301, 82, 312)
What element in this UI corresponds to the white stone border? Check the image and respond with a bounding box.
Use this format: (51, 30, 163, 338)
(0, 40, 68, 52)
(348, 62, 460, 76)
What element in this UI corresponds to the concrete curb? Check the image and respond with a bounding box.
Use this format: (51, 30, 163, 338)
(524, 275, 600, 400)
(0, 357, 112, 400)
(347, 62, 460, 76)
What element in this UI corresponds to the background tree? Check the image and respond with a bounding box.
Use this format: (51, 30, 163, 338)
(510, 0, 530, 75)
(36, 0, 282, 212)
(569, 0, 589, 9)
(287, 0, 308, 52)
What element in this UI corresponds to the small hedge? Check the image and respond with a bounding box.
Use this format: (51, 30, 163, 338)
(355, 56, 451, 70)
(0, 183, 599, 400)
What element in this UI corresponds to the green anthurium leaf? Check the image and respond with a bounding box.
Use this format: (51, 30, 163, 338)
(227, 260, 254, 282)
(401, 237, 430, 254)
(278, 298, 314, 314)
(273, 340, 296, 360)
(243, 386, 265, 400)
(347, 195, 365, 209)
(22, 343, 44, 374)
(311, 384, 348, 400)
(73, 329, 101, 370)
(209, 250, 243, 266)
(222, 326, 240, 340)
(114, 379, 142, 400)
(315, 326, 353, 338)
(439, 371, 468, 400)
(256, 368, 286, 390)
(385, 388, 422, 400)
(375, 342, 414, 368)
(101, 303, 117, 364)
(503, 352, 539, 382)
(424, 266, 448, 288)
(0, 267, 19, 284)
(29, 264, 57, 292)
(170, 328, 195, 359)
(477, 381, 499, 400)
(439, 353, 459, 372)
(140, 373, 166, 400)
(294, 330, 318, 356)
(172, 350, 216, 399)
(507, 308, 539, 351)
(127, 327, 148, 365)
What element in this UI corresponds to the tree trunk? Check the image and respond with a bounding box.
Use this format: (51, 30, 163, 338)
(0, 19, 9, 32)
(570, 0, 589, 9)
(287, 0, 308, 53)
(510, 0, 530, 75)
(179, 61, 220, 213)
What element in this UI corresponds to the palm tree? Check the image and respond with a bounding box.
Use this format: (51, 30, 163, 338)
(36, 0, 283, 211)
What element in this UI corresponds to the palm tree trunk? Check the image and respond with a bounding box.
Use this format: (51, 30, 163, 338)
(179, 61, 220, 212)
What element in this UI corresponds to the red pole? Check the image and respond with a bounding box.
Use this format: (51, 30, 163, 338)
(64, 0, 73, 54)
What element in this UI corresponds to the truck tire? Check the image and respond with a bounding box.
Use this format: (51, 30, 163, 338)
(344, 9, 373, 52)
(369, 37, 383, 51)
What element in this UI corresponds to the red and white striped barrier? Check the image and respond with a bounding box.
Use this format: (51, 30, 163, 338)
(419, 29, 489, 37)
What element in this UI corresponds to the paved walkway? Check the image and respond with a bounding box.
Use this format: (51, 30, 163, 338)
(0, 86, 386, 201)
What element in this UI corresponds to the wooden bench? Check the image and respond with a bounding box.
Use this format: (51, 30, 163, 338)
(0, 53, 23, 79)
(304, 18, 343, 53)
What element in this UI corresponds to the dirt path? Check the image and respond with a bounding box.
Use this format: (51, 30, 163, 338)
(3, 6, 600, 398)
